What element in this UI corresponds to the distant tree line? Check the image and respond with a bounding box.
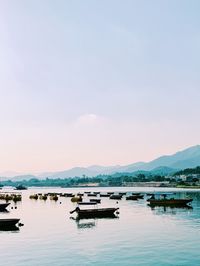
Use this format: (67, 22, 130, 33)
(174, 166, 200, 176)
(0, 173, 169, 188)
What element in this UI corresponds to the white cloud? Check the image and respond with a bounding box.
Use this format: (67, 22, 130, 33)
(77, 113, 98, 124)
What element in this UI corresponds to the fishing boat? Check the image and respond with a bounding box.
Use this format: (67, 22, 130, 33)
(89, 199, 101, 203)
(0, 203, 10, 211)
(110, 194, 122, 200)
(147, 193, 192, 207)
(0, 218, 20, 228)
(100, 194, 110, 197)
(87, 193, 97, 197)
(126, 195, 144, 200)
(15, 185, 27, 190)
(70, 207, 119, 219)
(64, 193, 75, 197)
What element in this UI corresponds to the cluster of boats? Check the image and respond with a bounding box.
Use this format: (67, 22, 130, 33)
(0, 193, 22, 202)
(0, 202, 21, 229)
(29, 193, 58, 201)
(0, 190, 193, 229)
(68, 191, 193, 219)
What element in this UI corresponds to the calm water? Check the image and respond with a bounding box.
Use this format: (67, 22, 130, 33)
(0, 187, 200, 266)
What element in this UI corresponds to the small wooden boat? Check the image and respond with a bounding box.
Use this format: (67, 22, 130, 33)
(119, 192, 127, 196)
(107, 192, 114, 195)
(0, 218, 20, 228)
(132, 193, 142, 196)
(110, 194, 122, 200)
(126, 195, 143, 200)
(148, 198, 193, 207)
(147, 193, 192, 207)
(87, 193, 97, 197)
(90, 199, 101, 203)
(70, 207, 119, 219)
(64, 193, 75, 197)
(100, 194, 110, 197)
(15, 185, 27, 190)
(136, 195, 144, 199)
(0, 203, 10, 211)
(77, 193, 84, 196)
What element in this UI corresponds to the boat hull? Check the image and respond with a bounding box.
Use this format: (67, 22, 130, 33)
(76, 208, 119, 219)
(148, 199, 192, 207)
(126, 195, 144, 200)
(109, 195, 122, 200)
(0, 203, 10, 211)
(0, 219, 20, 228)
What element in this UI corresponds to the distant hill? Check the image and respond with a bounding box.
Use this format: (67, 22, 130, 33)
(1, 144, 200, 180)
(110, 166, 177, 178)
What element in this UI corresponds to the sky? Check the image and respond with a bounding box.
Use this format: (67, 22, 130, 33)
(0, 0, 200, 173)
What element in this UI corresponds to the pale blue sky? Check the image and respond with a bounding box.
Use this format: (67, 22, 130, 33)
(0, 0, 199, 172)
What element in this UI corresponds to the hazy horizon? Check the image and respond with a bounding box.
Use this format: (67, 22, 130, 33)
(0, 144, 199, 176)
(0, 1, 200, 172)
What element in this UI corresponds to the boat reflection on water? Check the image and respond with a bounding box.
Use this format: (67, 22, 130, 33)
(70, 217, 96, 230)
(70, 215, 119, 230)
(0, 225, 20, 232)
(0, 210, 9, 214)
(149, 204, 193, 216)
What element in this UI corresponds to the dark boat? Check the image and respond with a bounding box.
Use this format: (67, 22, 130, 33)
(147, 193, 192, 207)
(0, 218, 20, 228)
(87, 193, 97, 197)
(77, 193, 84, 196)
(0, 203, 10, 211)
(132, 193, 143, 196)
(70, 207, 119, 219)
(148, 198, 193, 207)
(126, 195, 144, 200)
(100, 194, 110, 197)
(109, 194, 122, 200)
(90, 199, 101, 203)
(64, 193, 75, 197)
(15, 185, 27, 190)
(130, 194, 144, 199)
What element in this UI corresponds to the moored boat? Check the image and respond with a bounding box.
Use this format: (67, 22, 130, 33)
(70, 207, 119, 219)
(147, 193, 192, 207)
(110, 194, 122, 200)
(126, 195, 144, 200)
(87, 193, 97, 197)
(148, 198, 192, 207)
(15, 185, 27, 190)
(0, 203, 10, 211)
(90, 199, 101, 203)
(0, 218, 20, 228)
(100, 194, 110, 197)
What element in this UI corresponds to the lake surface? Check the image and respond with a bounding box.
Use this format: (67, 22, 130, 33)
(0, 187, 200, 266)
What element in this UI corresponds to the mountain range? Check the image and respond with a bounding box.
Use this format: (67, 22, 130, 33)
(1, 145, 200, 181)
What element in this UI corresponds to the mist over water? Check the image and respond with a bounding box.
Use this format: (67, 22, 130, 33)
(0, 187, 200, 266)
